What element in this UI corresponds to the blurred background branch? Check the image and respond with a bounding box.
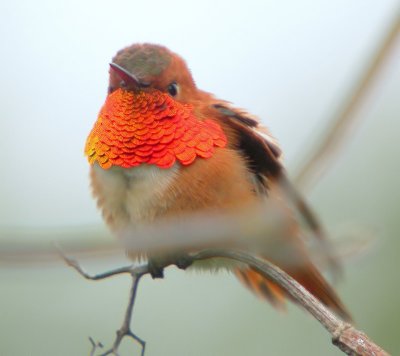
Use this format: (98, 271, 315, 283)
(295, 10, 400, 191)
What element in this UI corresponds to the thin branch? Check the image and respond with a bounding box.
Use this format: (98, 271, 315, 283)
(295, 10, 400, 191)
(61, 248, 389, 356)
(89, 337, 104, 356)
(59, 247, 149, 356)
(57, 248, 134, 280)
(191, 249, 389, 356)
(99, 274, 146, 356)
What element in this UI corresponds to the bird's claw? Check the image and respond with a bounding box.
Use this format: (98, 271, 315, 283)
(148, 253, 192, 278)
(148, 259, 165, 279)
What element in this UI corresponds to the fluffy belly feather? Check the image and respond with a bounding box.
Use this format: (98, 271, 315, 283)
(90, 163, 179, 233)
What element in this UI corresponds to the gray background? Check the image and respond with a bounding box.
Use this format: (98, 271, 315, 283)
(0, 1, 399, 355)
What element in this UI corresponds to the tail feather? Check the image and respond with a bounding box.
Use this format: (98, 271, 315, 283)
(236, 268, 286, 309)
(236, 263, 351, 321)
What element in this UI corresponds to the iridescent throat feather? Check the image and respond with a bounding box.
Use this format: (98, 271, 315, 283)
(85, 89, 227, 169)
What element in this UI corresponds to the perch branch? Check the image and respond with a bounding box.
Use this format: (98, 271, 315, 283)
(57, 247, 134, 280)
(191, 249, 389, 356)
(60, 248, 389, 356)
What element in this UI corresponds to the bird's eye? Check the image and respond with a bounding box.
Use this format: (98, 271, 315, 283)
(167, 82, 178, 96)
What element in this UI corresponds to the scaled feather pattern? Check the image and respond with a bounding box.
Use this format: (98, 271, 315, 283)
(85, 88, 227, 169)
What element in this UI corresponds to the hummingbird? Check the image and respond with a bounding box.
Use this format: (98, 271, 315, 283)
(85, 43, 350, 320)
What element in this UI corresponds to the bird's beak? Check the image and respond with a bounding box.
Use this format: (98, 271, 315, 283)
(109, 62, 142, 89)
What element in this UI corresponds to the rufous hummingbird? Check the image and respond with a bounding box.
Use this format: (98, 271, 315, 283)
(85, 43, 350, 320)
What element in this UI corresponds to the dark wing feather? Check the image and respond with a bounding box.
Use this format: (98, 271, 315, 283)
(212, 103, 341, 275)
(212, 103, 350, 319)
(213, 103, 282, 164)
(212, 103, 282, 185)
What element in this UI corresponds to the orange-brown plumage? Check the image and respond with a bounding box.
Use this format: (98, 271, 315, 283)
(86, 43, 350, 321)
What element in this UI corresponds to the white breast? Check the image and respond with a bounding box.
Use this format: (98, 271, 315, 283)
(91, 163, 178, 232)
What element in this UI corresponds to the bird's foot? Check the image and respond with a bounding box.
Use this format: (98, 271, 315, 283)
(148, 253, 193, 279)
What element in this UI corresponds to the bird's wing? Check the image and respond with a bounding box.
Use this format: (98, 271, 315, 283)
(212, 103, 350, 320)
(212, 103, 282, 182)
(212, 102, 335, 253)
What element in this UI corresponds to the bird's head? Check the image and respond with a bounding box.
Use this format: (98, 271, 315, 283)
(108, 43, 197, 102)
(85, 43, 227, 170)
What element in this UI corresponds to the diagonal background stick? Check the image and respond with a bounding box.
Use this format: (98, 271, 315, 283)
(295, 10, 400, 191)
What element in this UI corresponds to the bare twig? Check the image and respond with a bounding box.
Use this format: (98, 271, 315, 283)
(100, 274, 146, 356)
(60, 247, 389, 356)
(58, 248, 149, 356)
(295, 10, 400, 191)
(89, 337, 104, 356)
(57, 247, 134, 280)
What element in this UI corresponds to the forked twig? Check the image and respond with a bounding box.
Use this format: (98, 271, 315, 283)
(58, 248, 149, 356)
(100, 274, 146, 356)
(89, 337, 104, 356)
(59, 247, 389, 356)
